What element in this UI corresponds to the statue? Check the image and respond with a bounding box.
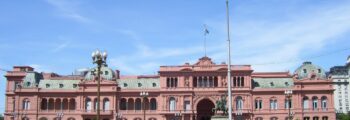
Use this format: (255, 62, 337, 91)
(212, 95, 228, 116)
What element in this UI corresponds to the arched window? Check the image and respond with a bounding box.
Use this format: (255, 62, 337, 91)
(22, 98, 30, 110)
(313, 116, 319, 120)
(150, 98, 157, 110)
(103, 98, 110, 111)
(85, 98, 92, 112)
(39, 117, 48, 120)
(270, 117, 278, 120)
(67, 118, 75, 120)
(120, 98, 127, 110)
(22, 117, 29, 120)
(321, 96, 327, 110)
(312, 96, 318, 110)
(128, 98, 134, 110)
(41, 98, 47, 110)
(255, 117, 263, 120)
(322, 116, 328, 120)
(62, 99, 69, 110)
(169, 97, 176, 111)
(94, 98, 98, 111)
(135, 98, 142, 110)
(236, 96, 243, 110)
(303, 97, 309, 109)
(69, 99, 76, 110)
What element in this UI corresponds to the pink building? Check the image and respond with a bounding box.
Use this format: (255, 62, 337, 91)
(4, 56, 335, 120)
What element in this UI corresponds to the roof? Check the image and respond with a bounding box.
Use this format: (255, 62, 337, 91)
(294, 61, 326, 80)
(38, 80, 80, 89)
(118, 78, 160, 89)
(252, 77, 293, 89)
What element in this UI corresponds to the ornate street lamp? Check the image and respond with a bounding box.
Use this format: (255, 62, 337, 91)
(115, 112, 123, 120)
(11, 112, 18, 120)
(56, 112, 64, 120)
(284, 90, 293, 120)
(174, 111, 182, 120)
(91, 50, 108, 120)
(140, 91, 149, 120)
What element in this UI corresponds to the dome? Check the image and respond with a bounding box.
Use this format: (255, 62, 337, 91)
(84, 65, 116, 81)
(294, 61, 326, 80)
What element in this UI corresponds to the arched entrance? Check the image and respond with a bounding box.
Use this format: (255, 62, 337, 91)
(196, 99, 215, 120)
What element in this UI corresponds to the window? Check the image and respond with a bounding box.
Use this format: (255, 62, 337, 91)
(150, 98, 157, 110)
(303, 97, 309, 109)
(312, 97, 318, 110)
(119, 98, 127, 110)
(22, 99, 30, 110)
(135, 98, 142, 110)
(85, 98, 92, 111)
(123, 83, 128, 87)
(303, 69, 307, 73)
(184, 101, 190, 111)
(236, 96, 243, 110)
(255, 99, 262, 110)
(270, 117, 278, 120)
(167, 77, 178, 88)
(46, 84, 50, 88)
(285, 99, 292, 109)
(105, 71, 108, 75)
(318, 69, 321, 73)
(322, 116, 328, 120)
(152, 83, 157, 87)
(303, 117, 310, 120)
(321, 96, 327, 110)
(59, 84, 64, 88)
(270, 82, 274, 87)
(313, 116, 319, 120)
(26, 82, 31, 87)
(73, 84, 78, 88)
(103, 98, 110, 111)
(270, 99, 277, 110)
(138, 83, 142, 87)
(285, 82, 289, 86)
(169, 97, 176, 111)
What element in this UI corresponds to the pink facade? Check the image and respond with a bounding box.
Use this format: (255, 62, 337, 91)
(4, 56, 335, 120)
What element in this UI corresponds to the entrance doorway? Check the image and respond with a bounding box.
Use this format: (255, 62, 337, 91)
(196, 99, 215, 120)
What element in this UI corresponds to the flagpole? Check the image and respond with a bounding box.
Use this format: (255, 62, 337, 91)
(204, 24, 208, 57)
(226, 0, 233, 120)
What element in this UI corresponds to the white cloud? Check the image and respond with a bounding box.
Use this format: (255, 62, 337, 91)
(206, 3, 350, 72)
(110, 2, 350, 75)
(51, 41, 70, 52)
(45, 0, 91, 23)
(29, 64, 52, 73)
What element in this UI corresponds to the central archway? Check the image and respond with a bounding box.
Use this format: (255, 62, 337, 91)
(196, 99, 215, 120)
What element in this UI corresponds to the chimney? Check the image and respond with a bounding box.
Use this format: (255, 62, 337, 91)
(115, 70, 120, 79)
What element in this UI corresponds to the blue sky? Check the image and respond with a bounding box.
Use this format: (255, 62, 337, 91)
(1, 0, 350, 113)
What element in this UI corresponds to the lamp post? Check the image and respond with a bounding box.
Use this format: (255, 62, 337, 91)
(174, 111, 182, 120)
(56, 112, 64, 120)
(115, 113, 122, 120)
(11, 112, 18, 120)
(91, 50, 108, 120)
(284, 90, 293, 120)
(140, 91, 149, 120)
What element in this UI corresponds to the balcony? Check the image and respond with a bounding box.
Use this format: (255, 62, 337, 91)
(81, 110, 113, 115)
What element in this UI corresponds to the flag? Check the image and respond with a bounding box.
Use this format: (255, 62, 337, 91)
(204, 24, 209, 35)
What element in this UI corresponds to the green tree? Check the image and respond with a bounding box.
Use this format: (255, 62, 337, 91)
(338, 113, 350, 120)
(0, 114, 4, 120)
